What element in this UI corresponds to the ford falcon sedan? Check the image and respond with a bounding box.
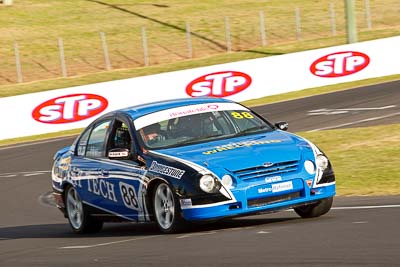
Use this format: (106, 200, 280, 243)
(51, 97, 335, 234)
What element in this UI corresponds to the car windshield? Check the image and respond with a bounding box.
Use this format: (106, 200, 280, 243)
(133, 102, 274, 149)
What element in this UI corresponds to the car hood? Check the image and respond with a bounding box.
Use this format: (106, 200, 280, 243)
(155, 131, 306, 173)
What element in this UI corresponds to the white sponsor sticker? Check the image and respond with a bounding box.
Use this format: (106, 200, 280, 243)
(272, 181, 293, 193)
(109, 151, 129, 158)
(149, 161, 185, 179)
(258, 187, 272, 194)
(134, 102, 247, 130)
(265, 176, 282, 183)
(180, 198, 193, 208)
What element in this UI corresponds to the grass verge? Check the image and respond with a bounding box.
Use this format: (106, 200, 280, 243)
(299, 123, 400, 196)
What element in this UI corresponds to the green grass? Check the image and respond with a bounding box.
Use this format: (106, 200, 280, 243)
(0, 0, 399, 87)
(299, 124, 400, 196)
(0, 129, 81, 147)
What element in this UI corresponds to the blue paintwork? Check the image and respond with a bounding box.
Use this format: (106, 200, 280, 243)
(52, 97, 335, 225)
(157, 131, 305, 172)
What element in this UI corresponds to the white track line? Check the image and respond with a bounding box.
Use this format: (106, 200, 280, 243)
(0, 174, 17, 178)
(60, 235, 159, 249)
(309, 105, 396, 113)
(332, 204, 400, 210)
(0, 171, 50, 179)
(0, 170, 50, 176)
(176, 231, 216, 239)
(23, 173, 45, 177)
(308, 112, 400, 132)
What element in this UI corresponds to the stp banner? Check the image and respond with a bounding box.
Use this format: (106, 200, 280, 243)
(0, 36, 399, 140)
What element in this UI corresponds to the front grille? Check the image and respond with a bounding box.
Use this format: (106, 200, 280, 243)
(248, 191, 301, 208)
(233, 160, 299, 181)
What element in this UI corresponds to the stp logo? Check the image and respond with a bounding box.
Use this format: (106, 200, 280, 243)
(310, 51, 370, 77)
(32, 94, 108, 124)
(186, 71, 251, 97)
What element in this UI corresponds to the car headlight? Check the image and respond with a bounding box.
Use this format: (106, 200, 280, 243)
(199, 174, 220, 193)
(221, 174, 234, 189)
(316, 155, 329, 171)
(304, 160, 315, 174)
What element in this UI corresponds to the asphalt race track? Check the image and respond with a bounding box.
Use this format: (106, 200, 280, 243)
(0, 80, 399, 266)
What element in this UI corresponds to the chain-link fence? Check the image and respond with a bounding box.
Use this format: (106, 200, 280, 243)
(0, 0, 399, 85)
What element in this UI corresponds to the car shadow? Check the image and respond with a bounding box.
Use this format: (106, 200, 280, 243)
(0, 214, 304, 240)
(188, 215, 301, 233)
(0, 222, 160, 240)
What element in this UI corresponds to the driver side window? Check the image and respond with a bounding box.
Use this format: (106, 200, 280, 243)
(109, 120, 132, 151)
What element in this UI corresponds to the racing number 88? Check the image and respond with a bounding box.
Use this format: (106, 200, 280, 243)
(120, 183, 139, 209)
(231, 112, 254, 119)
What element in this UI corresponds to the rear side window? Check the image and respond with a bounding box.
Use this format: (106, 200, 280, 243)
(76, 129, 91, 157)
(86, 120, 111, 158)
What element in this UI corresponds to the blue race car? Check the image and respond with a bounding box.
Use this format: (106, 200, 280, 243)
(52, 97, 335, 234)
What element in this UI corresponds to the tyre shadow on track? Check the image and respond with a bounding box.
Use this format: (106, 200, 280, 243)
(0, 223, 159, 240)
(0, 215, 302, 240)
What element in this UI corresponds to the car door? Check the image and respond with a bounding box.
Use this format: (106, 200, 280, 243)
(71, 118, 115, 213)
(99, 117, 150, 222)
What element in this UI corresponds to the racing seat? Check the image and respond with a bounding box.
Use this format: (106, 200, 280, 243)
(175, 116, 197, 138)
(114, 127, 131, 150)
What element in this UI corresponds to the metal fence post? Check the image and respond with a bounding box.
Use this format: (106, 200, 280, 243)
(58, 37, 68, 77)
(330, 1, 337, 36)
(100, 32, 111, 70)
(225, 16, 232, 52)
(186, 22, 193, 59)
(295, 7, 301, 40)
(259, 11, 267, 47)
(141, 27, 149, 66)
(365, 0, 372, 30)
(13, 42, 23, 83)
(345, 0, 358, 43)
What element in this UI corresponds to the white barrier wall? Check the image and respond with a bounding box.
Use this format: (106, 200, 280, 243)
(1, 36, 399, 140)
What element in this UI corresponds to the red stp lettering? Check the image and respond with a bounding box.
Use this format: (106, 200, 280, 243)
(186, 71, 252, 97)
(32, 94, 108, 124)
(310, 51, 370, 77)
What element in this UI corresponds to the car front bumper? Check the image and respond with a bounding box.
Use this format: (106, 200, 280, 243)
(181, 181, 335, 221)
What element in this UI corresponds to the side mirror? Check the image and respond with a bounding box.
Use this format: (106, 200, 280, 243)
(275, 121, 289, 131)
(108, 148, 131, 160)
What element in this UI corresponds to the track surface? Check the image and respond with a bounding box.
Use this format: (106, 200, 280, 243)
(0, 81, 399, 266)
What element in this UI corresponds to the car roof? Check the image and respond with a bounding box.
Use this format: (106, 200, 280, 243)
(119, 97, 236, 120)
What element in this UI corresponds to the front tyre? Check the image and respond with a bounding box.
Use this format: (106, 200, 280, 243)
(153, 182, 188, 233)
(294, 197, 333, 218)
(65, 186, 103, 234)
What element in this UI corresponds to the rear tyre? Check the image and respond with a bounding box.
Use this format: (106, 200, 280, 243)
(153, 182, 188, 233)
(65, 186, 103, 234)
(294, 197, 333, 218)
